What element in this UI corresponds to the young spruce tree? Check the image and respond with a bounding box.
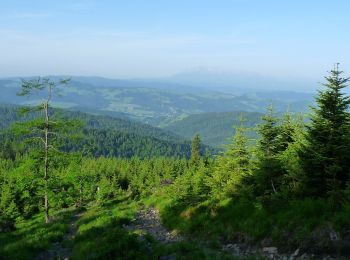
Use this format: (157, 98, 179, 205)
(253, 105, 285, 195)
(16, 77, 80, 223)
(211, 114, 250, 197)
(190, 134, 201, 166)
(299, 64, 350, 198)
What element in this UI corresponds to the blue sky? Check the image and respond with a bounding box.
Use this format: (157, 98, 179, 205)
(1, 0, 350, 82)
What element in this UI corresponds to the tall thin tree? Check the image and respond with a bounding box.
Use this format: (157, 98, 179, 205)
(190, 134, 201, 166)
(17, 77, 71, 223)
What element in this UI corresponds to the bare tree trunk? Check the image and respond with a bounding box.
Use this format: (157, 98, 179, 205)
(44, 101, 50, 223)
(271, 179, 277, 194)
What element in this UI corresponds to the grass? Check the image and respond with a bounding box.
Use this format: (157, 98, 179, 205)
(7, 192, 337, 258)
(1, 194, 236, 259)
(0, 207, 78, 259)
(147, 193, 350, 255)
(71, 195, 146, 259)
(72, 194, 236, 259)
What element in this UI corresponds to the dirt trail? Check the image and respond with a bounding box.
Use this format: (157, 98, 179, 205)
(123, 206, 337, 259)
(124, 206, 183, 244)
(36, 211, 84, 260)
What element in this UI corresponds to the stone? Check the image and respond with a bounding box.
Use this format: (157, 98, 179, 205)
(225, 243, 234, 249)
(159, 253, 177, 260)
(329, 230, 339, 241)
(262, 246, 278, 254)
(292, 248, 300, 257)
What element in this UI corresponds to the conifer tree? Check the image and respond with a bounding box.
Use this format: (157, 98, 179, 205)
(279, 111, 296, 151)
(15, 77, 80, 223)
(278, 113, 306, 195)
(190, 134, 201, 166)
(253, 105, 284, 195)
(210, 115, 250, 197)
(257, 105, 281, 157)
(298, 64, 350, 198)
(224, 115, 250, 176)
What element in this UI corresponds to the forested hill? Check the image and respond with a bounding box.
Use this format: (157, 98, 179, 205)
(163, 111, 263, 147)
(0, 104, 184, 142)
(0, 104, 208, 158)
(0, 77, 313, 126)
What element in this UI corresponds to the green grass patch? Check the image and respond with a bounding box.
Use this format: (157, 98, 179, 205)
(72, 196, 147, 259)
(149, 194, 350, 253)
(0, 208, 77, 259)
(72, 195, 239, 259)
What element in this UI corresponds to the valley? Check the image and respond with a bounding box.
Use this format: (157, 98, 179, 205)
(0, 76, 313, 148)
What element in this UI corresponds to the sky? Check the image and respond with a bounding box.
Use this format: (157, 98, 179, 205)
(1, 0, 350, 83)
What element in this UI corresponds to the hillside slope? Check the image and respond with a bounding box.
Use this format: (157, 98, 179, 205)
(0, 104, 207, 158)
(0, 77, 313, 125)
(163, 111, 263, 147)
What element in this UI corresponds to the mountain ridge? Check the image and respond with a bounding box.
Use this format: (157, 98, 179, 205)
(0, 76, 314, 126)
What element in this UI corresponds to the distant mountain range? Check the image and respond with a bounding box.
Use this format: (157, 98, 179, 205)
(0, 76, 314, 128)
(165, 69, 318, 93)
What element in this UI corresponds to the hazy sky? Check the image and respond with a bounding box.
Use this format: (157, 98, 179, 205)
(1, 0, 350, 80)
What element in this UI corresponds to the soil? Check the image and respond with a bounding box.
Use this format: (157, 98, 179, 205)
(35, 211, 84, 260)
(124, 206, 183, 244)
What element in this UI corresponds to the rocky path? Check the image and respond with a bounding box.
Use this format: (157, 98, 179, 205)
(36, 210, 84, 260)
(124, 206, 341, 259)
(124, 206, 183, 244)
(221, 241, 340, 259)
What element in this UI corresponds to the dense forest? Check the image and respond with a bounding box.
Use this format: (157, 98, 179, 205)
(0, 104, 210, 159)
(1, 66, 350, 259)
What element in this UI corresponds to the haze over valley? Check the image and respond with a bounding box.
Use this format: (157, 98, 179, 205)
(0, 74, 314, 147)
